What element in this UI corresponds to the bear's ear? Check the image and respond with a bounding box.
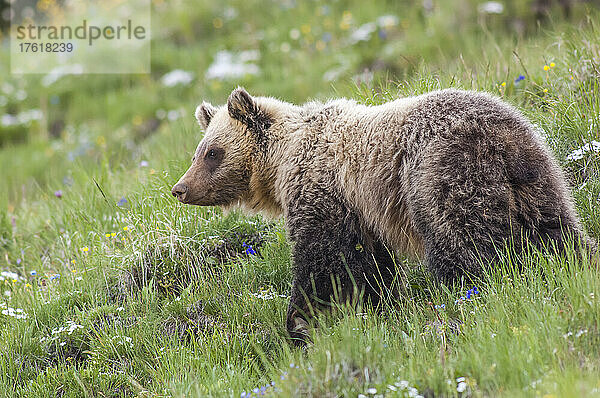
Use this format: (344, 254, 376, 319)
(195, 102, 217, 130)
(227, 87, 272, 134)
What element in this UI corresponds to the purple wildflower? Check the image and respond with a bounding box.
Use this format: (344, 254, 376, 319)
(54, 190, 63, 198)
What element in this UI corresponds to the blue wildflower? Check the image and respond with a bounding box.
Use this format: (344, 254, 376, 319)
(242, 242, 257, 255)
(30, 270, 37, 276)
(455, 287, 480, 304)
(50, 274, 60, 281)
(515, 74, 525, 83)
(117, 197, 128, 207)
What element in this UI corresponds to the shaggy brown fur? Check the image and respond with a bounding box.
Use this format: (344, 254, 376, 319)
(172, 87, 591, 344)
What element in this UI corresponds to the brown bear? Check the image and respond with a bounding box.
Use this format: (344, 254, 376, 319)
(172, 87, 592, 344)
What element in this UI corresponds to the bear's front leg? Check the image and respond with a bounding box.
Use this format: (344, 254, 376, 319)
(284, 194, 396, 346)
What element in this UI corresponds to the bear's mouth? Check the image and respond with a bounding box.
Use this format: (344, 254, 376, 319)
(177, 192, 218, 207)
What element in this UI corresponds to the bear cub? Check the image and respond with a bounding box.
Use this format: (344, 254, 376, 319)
(172, 87, 591, 344)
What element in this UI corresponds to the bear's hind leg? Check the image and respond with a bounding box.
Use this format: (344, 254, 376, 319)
(410, 136, 517, 284)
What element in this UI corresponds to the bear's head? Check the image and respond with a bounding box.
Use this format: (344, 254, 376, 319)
(171, 87, 281, 210)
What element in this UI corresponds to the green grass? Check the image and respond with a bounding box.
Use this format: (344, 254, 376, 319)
(1, 0, 600, 397)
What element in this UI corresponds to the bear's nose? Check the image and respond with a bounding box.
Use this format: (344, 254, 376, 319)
(171, 182, 188, 200)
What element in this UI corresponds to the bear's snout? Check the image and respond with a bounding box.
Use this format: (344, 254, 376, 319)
(171, 182, 189, 202)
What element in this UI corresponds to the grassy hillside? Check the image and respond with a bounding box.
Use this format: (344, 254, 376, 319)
(1, 0, 600, 397)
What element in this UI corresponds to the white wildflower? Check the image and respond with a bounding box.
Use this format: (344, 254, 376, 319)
(0, 271, 25, 281)
(112, 335, 134, 348)
(42, 64, 84, 86)
(1, 307, 28, 319)
(0, 109, 42, 127)
(350, 22, 377, 43)
(155, 109, 167, 120)
(167, 109, 182, 121)
(478, 1, 504, 14)
(576, 329, 588, 338)
(15, 89, 27, 101)
(376, 15, 399, 28)
(566, 140, 600, 161)
(161, 69, 194, 87)
(223, 7, 238, 20)
(205, 50, 260, 80)
(280, 42, 291, 53)
(249, 288, 287, 300)
(1, 82, 14, 94)
(323, 66, 348, 82)
(51, 320, 84, 335)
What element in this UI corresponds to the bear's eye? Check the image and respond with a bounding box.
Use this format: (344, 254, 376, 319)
(203, 147, 224, 171)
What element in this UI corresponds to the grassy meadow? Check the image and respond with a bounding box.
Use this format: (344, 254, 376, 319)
(1, 0, 600, 396)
